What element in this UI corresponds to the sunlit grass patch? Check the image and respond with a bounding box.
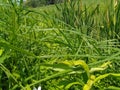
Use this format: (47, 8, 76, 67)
(0, 0, 120, 90)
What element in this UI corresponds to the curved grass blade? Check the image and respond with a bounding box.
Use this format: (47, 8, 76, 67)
(105, 86, 120, 90)
(65, 82, 82, 90)
(83, 75, 95, 90)
(94, 73, 120, 83)
(28, 70, 71, 87)
(41, 63, 72, 71)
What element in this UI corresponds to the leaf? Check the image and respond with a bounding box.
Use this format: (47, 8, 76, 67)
(0, 49, 4, 56)
(12, 72, 20, 79)
(29, 70, 71, 87)
(0, 55, 10, 64)
(101, 61, 111, 68)
(105, 86, 120, 90)
(94, 73, 120, 83)
(65, 82, 82, 90)
(94, 73, 109, 83)
(62, 60, 90, 78)
(25, 85, 31, 90)
(83, 75, 95, 90)
(25, 75, 35, 82)
(90, 61, 111, 73)
(41, 63, 72, 71)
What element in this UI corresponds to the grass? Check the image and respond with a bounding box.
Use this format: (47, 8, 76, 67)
(0, 0, 120, 90)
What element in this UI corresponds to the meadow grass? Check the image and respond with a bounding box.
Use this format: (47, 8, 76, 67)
(0, 0, 120, 90)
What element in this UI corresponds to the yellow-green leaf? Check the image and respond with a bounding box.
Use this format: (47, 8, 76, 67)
(62, 60, 90, 78)
(65, 82, 82, 90)
(25, 85, 31, 90)
(106, 86, 120, 90)
(94, 73, 120, 83)
(0, 55, 9, 64)
(12, 72, 20, 79)
(83, 75, 95, 90)
(90, 61, 111, 73)
(0, 49, 4, 56)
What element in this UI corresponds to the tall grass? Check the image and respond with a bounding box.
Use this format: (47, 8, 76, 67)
(51, 0, 120, 43)
(0, 0, 120, 90)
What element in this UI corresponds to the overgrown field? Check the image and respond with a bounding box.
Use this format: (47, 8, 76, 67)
(0, 0, 120, 90)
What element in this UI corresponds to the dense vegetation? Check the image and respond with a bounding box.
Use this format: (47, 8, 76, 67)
(0, 0, 120, 90)
(25, 0, 63, 7)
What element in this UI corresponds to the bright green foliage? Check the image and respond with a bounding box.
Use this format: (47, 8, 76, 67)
(0, 0, 120, 90)
(0, 49, 3, 56)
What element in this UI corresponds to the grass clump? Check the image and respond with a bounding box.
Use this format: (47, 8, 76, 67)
(0, 0, 120, 90)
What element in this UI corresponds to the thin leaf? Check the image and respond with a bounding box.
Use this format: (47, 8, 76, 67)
(105, 86, 120, 90)
(94, 73, 120, 83)
(65, 82, 82, 90)
(29, 70, 71, 87)
(90, 61, 111, 73)
(41, 63, 72, 71)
